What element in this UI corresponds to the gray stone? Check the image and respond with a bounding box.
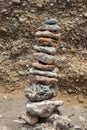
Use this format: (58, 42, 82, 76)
(33, 45, 57, 55)
(38, 24, 61, 32)
(25, 84, 54, 101)
(35, 31, 60, 40)
(48, 114, 72, 129)
(26, 100, 63, 117)
(44, 18, 58, 25)
(33, 53, 57, 65)
(29, 68, 58, 78)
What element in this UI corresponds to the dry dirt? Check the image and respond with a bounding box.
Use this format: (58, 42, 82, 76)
(0, 0, 87, 94)
(0, 91, 87, 130)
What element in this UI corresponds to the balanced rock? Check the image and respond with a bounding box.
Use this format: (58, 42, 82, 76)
(38, 24, 61, 32)
(29, 68, 58, 78)
(32, 62, 55, 71)
(37, 37, 57, 47)
(35, 31, 60, 40)
(44, 18, 58, 25)
(34, 45, 57, 55)
(26, 100, 64, 118)
(30, 75, 58, 85)
(25, 84, 54, 101)
(19, 111, 39, 125)
(33, 52, 57, 65)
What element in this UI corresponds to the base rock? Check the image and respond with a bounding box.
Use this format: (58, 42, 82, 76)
(26, 100, 63, 118)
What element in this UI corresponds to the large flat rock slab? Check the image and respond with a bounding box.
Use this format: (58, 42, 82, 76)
(26, 100, 64, 118)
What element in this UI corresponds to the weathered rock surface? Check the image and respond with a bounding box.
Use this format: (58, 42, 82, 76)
(26, 100, 63, 117)
(47, 114, 72, 130)
(32, 62, 55, 71)
(30, 75, 58, 85)
(44, 18, 58, 25)
(29, 68, 58, 78)
(25, 84, 54, 101)
(33, 53, 57, 65)
(35, 31, 60, 40)
(34, 45, 57, 55)
(19, 111, 39, 125)
(37, 37, 57, 47)
(38, 24, 61, 32)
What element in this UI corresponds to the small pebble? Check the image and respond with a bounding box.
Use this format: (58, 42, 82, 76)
(44, 18, 58, 25)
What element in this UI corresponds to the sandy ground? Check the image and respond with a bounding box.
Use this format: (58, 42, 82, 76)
(0, 91, 87, 130)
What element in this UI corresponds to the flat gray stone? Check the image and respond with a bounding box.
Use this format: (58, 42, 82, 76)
(38, 24, 61, 32)
(33, 45, 57, 55)
(29, 68, 57, 78)
(26, 100, 64, 118)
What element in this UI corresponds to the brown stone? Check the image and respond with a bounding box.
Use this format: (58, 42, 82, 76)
(37, 37, 58, 47)
(33, 53, 57, 65)
(35, 31, 60, 40)
(19, 111, 39, 125)
(33, 45, 57, 55)
(30, 75, 58, 85)
(32, 62, 55, 71)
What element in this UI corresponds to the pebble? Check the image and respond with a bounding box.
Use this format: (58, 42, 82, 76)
(44, 18, 58, 25)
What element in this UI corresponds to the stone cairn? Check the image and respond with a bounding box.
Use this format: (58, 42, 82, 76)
(19, 19, 72, 130)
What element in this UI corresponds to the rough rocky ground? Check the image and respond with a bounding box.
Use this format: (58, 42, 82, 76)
(0, 91, 87, 130)
(0, 0, 87, 94)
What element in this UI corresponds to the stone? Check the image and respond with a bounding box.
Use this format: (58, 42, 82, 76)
(33, 53, 57, 65)
(47, 114, 72, 129)
(25, 84, 54, 101)
(32, 62, 55, 71)
(19, 111, 39, 125)
(12, 0, 21, 4)
(38, 24, 61, 32)
(33, 45, 57, 55)
(44, 18, 58, 25)
(37, 37, 57, 47)
(26, 100, 63, 117)
(35, 31, 60, 40)
(30, 75, 58, 85)
(29, 68, 58, 78)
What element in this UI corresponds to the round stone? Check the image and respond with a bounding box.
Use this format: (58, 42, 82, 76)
(44, 18, 58, 25)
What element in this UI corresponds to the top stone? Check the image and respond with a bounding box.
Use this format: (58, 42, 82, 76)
(44, 18, 58, 25)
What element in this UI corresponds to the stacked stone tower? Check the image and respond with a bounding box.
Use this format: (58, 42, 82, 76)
(19, 19, 64, 126)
